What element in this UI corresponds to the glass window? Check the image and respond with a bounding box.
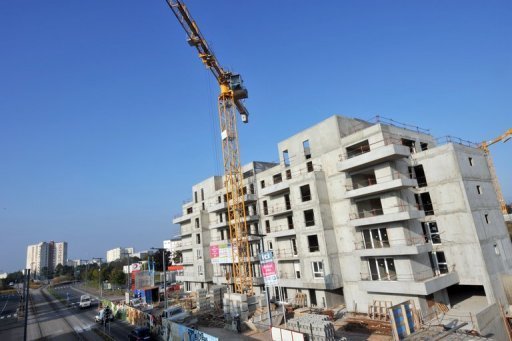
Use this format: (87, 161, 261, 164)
(312, 261, 323, 278)
(303, 140, 311, 159)
(300, 185, 311, 202)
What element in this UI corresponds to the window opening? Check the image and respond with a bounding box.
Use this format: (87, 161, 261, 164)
(306, 161, 313, 172)
(273, 173, 282, 184)
(283, 150, 290, 167)
(201, 189, 204, 201)
(307, 235, 319, 252)
(401, 138, 416, 153)
(249, 183, 255, 194)
(468, 157, 473, 166)
(287, 215, 294, 229)
(265, 220, 270, 233)
(195, 218, 200, 228)
(284, 194, 291, 210)
(303, 140, 311, 159)
(196, 234, 201, 244)
(300, 184, 312, 201)
(420, 192, 434, 215)
(260, 180, 265, 189)
(362, 228, 389, 249)
(477, 185, 482, 195)
(291, 238, 298, 256)
(186, 207, 193, 214)
(485, 214, 490, 224)
(304, 209, 315, 227)
(263, 200, 268, 215)
(346, 140, 370, 159)
(312, 261, 324, 278)
(286, 169, 292, 180)
(422, 221, 441, 244)
(368, 258, 396, 280)
(420, 142, 428, 151)
(194, 191, 198, 203)
(414, 165, 427, 187)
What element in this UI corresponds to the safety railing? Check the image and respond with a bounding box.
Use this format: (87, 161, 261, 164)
(346, 170, 414, 191)
(354, 236, 428, 250)
(339, 137, 405, 161)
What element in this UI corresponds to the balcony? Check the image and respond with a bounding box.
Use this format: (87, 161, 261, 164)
(338, 143, 411, 173)
(350, 205, 425, 227)
(180, 226, 193, 236)
(208, 202, 227, 213)
(274, 248, 299, 261)
(346, 174, 418, 199)
(176, 271, 195, 282)
(173, 212, 193, 224)
(267, 204, 292, 217)
(210, 220, 228, 229)
(278, 273, 303, 288)
(355, 238, 432, 257)
(177, 241, 193, 250)
(180, 257, 194, 265)
(266, 224, 296, 238)
(260, 181, 290, 197)
(360, 269, 459, 295)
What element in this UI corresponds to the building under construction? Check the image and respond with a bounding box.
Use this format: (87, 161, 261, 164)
(172, 115, 512, 337)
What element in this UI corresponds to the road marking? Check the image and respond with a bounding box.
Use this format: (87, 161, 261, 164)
(0, 294, 9, 315)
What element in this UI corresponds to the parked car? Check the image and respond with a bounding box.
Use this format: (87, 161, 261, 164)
(161, 305, 198, 327)
(79, 295, 91, 309)
(94, 307, 114, 323)
(128, 327, 151, 340)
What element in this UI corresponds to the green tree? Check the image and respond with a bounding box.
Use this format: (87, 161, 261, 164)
(172, 250, 183, 264)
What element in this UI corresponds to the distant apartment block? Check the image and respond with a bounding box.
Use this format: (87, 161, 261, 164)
(26, 241, 68, 277)
(172, 115, 512, 319)
(106, 247, 134, 263)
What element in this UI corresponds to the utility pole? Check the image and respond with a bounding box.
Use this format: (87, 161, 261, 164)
(23, 269, 30, 341)
(152, 247, 168, 309)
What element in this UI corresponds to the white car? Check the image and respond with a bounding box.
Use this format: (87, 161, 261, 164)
(95, 307, 114, 323)
(79, 295, 91, 309)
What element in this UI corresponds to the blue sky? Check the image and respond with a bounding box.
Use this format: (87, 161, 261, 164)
(0, 0, 510, 273)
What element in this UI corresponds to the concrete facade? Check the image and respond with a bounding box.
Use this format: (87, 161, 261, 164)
(106, 247, 134, 263)
(171, 115, 512, 320)
(26, 240, 68, 277)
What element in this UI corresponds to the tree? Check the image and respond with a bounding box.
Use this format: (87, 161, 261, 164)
(172, 250, 183, 265)
(152, 249, 171, 272)
(109, 268, 126, 286)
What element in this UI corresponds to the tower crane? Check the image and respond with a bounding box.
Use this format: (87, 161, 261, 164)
(164, 0, 253, 294)
(478, 128, 512, 215)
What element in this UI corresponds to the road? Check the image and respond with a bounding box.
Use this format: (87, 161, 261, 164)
(0, 284, 135, 340)
(0, 292, 22, 338)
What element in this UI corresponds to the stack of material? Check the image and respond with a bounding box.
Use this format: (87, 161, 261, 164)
(294, 292, 307, 308)
(223, 293, 249, 321)
(287, 314, 336, 341)
(211, 285, 227, 308)
(196, 288, 210, 311)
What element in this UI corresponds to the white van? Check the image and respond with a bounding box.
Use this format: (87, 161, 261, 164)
(79, 295, 91, 309)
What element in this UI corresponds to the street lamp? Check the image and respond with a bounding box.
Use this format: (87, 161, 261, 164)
(151, 247, 168, 309)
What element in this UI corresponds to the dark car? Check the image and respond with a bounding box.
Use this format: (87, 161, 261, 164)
(128, 327, 151, 340)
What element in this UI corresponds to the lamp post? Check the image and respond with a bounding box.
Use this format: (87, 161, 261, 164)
(151, 247, 168, 309)
(121, 251, 131, 297)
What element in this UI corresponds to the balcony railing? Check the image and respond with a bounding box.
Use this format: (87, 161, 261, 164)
(354, 236, 427, 250)
(350, 204, 421, 220)
(361, 266, 455, 282)
(346, 171, 413, 191)
(274, 248, 299, 259)
(339, 137, 404, 161)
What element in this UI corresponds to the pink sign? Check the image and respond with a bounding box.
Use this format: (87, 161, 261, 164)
(261, 262, 277, 277)
(209, 245, 219, 258)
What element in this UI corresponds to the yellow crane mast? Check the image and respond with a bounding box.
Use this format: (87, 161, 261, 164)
(478, 128, 512, 215)
(164, 0, 253, 295)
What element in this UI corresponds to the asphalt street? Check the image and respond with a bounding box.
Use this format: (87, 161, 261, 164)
(0, 284, 136, 340)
